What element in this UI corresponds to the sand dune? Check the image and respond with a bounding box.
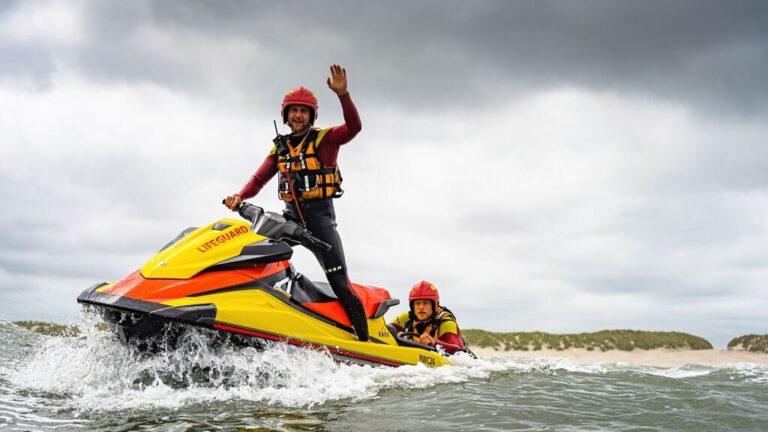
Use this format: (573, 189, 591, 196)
(471, 347, 768, 367)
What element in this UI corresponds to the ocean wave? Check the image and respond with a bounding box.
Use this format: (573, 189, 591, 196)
(490, 355, 768, 384)
(4, 316, 767, 417)
(727, 362, 768, 384)
(3, 318, 518, 412)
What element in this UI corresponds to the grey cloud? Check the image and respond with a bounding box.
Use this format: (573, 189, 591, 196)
(2, 1, 767, 343)
(3, 1, 766, 115)
(83, 0, 768, 115)
(0, 45, 54, 90)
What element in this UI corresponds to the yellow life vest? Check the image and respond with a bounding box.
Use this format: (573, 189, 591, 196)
(274, 128, 343, 202)
(403, 308, 458, 342)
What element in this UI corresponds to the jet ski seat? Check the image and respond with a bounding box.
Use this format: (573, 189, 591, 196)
(290, 274, 399, 329)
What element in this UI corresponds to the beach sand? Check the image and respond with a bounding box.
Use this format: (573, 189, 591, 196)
(471, 347, 768, 367)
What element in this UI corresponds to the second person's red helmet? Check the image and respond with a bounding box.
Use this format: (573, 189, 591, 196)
(409, 280, 440, 310)
(281, 86, 318, 125)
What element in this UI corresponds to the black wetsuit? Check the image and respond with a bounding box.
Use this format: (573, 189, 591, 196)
(237, 93, 365, 341)
(284, 199, 369, 341)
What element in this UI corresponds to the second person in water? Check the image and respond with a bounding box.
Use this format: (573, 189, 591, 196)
(390, 281, 466, 354)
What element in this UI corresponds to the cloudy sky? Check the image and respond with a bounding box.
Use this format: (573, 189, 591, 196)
(1, 0, 766, 347)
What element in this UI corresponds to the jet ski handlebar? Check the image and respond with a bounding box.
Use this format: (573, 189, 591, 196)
(236, 201, 263, 222)
(230, 201, 332, 252)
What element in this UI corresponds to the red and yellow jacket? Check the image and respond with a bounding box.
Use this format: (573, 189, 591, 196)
(390, 307, 466, 354)
(238, 93, 361, 201)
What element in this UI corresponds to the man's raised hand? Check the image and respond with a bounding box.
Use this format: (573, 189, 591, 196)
(326, 64, 348, 96)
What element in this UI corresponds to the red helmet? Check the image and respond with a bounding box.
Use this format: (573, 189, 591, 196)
(409, 280, 440, 310)
(281, 86, 318, 125)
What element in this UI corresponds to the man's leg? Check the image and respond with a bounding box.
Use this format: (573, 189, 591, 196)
(309, 225, 369, 341)
(288, 201, 369, 341)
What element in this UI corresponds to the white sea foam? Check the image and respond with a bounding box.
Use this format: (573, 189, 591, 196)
(6, 321, 523, 413)
(636, 366, 715, 379)
(7, 317, 768, 416)
(728, 362, 768, 384)
(486, 354, 768, 382)
(491, 356, 610, 375)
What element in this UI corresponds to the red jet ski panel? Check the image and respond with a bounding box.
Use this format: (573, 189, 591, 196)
(302, 283, 392, 328)
(102, 262, 290, 303)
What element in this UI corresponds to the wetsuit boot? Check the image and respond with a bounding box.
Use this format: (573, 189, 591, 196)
(325, 271, 369, 341)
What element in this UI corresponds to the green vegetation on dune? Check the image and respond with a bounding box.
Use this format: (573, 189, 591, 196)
(12, 321, 726, 352)
(728, 335, 768, 353)
(13, 321, 111, 336)
(13, 320, 81, 336)
(462, 329, 713, 351)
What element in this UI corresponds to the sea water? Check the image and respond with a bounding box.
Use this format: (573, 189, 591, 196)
(1, 317, 766, 432)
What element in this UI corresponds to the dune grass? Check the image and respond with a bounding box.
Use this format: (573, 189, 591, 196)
(13, 320, 81, 336)
(13, 320, 111, 336)
(17, 321, 760, 353)
(462, 329, 713, 351)
(727, 334, 768, 353)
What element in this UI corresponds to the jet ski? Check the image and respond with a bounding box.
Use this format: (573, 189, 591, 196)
(77, 203, 457, 367)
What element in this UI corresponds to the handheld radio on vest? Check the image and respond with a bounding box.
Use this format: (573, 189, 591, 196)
(273, 120, 280, 145)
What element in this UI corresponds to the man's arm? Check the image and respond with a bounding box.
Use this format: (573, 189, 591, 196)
(390, 323, 405, 332)
(316, 93, 361, 166)
(389, 312, 409, 333)
(323, 93, 361, 144)
(433, 318, 465, 353)
(238, 154, 278, 199)
(435, 332, 465, 353)
(316, 64, 362, 166)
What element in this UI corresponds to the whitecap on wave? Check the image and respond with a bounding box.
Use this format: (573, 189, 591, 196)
(4, 315, 516, 412)
(8, 315, 766, 416)
(727, 362, 768, 384)
(481, 354, 768, 382)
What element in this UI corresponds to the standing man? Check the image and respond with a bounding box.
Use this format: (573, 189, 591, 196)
(224, 65, 368, 341)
